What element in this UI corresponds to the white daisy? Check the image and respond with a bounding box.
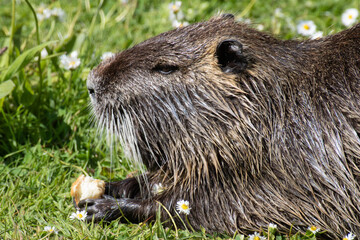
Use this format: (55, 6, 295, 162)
(342, 8, 358, 27)
(248, 232, 266, 240)
(297, 20, 317, 36)
(51, 8, 66, 22)
(34, 48, 49, 61)
(343, 232, 356, 240)
(168, 1, 182, 14)
(308, 225, 320, 234)
(268, 223, 277, 231)
(256, 24, 264, 31)
(36, 5, 52, 21)
(274, 8, 284, 18)
(176, 199, 191, 215)
(100, 52, 115, 61)
(310, 31, 323, 40)
(60, 51, 81, 70)
(237, 18, 251, 24)
(168, 1, 184, 21)
(172, 20, 189, 28)
(40, 48, 48, 58)
(43, 226, 58, 234)
(69, 210, 87, 221)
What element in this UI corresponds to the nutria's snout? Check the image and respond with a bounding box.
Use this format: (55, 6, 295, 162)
(87, 71, 97, 102)
(87, 86, 96, 100)
(88, 87, 95, 95)
(87, 69, 110, 104)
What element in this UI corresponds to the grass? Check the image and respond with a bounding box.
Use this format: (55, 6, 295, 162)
(0, 0, 359, 239)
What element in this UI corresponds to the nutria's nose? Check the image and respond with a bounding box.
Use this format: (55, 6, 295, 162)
(87, 71, 98, 101)
(87, 86, 96, 102)
(88, 87, 95, 96)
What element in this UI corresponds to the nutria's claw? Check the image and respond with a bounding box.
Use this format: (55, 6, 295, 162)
(78, 197, 122, 222)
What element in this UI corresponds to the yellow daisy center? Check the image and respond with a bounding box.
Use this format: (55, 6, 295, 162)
(254, 236, 260, 240)
(49, 229, 53, 232)
(181, 203, 188, 210)
(343, 238, 348, 240)
(310, 226, 317, 231)
(348, 14, 353, 19)
(303, 24, 310, 30)
(70, 61, 76, 66)
(78, 213, 83, 218)
(172, 5, 179, 13)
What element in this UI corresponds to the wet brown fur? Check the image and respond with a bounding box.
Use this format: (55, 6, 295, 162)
(83, 15, 360, 238)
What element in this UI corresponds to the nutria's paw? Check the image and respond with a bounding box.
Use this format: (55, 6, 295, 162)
(78, 196, 122, 222)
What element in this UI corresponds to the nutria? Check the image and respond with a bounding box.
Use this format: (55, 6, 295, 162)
(80, 14, 360, 238)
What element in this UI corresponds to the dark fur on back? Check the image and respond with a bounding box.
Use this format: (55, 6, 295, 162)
(83, 15, 360, 238)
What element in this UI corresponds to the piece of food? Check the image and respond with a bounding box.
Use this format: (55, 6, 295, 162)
(71, 175, 105, 205)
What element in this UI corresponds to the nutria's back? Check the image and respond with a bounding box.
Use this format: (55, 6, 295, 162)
(85, 15, 360, 238)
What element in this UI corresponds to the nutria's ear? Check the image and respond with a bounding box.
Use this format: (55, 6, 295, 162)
(216, 40, 247, 74)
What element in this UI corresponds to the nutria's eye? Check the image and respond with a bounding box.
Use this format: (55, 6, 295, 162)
(152, 64, 179, 75)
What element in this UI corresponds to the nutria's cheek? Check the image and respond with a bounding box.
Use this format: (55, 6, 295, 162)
(87, 73, 100, 105)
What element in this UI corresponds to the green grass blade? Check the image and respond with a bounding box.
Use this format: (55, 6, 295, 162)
(0, 40, 57, 82)
(0, 80, 15, 99)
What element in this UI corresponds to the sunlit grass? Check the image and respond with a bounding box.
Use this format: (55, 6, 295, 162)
(0, 0, 359, 239)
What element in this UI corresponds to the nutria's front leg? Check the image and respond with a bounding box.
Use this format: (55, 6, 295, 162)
(78, 196, 149, 223)
(76, 176, 156, 222)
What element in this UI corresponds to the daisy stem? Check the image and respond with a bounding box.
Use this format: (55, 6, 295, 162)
(68, 71, 73, 92)
(156, 201, 178, 237)
(25, 0, 44, 116)
(185, 215, 195, 232)
(8, 0, 15, 65)
(174, 210, 188, 231)
(24, 0, 40, 45)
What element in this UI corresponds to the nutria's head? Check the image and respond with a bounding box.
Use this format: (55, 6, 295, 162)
(87, 14, 296, 185)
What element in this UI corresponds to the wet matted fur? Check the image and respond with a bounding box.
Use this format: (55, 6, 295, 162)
(81, 15, 360, 238)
